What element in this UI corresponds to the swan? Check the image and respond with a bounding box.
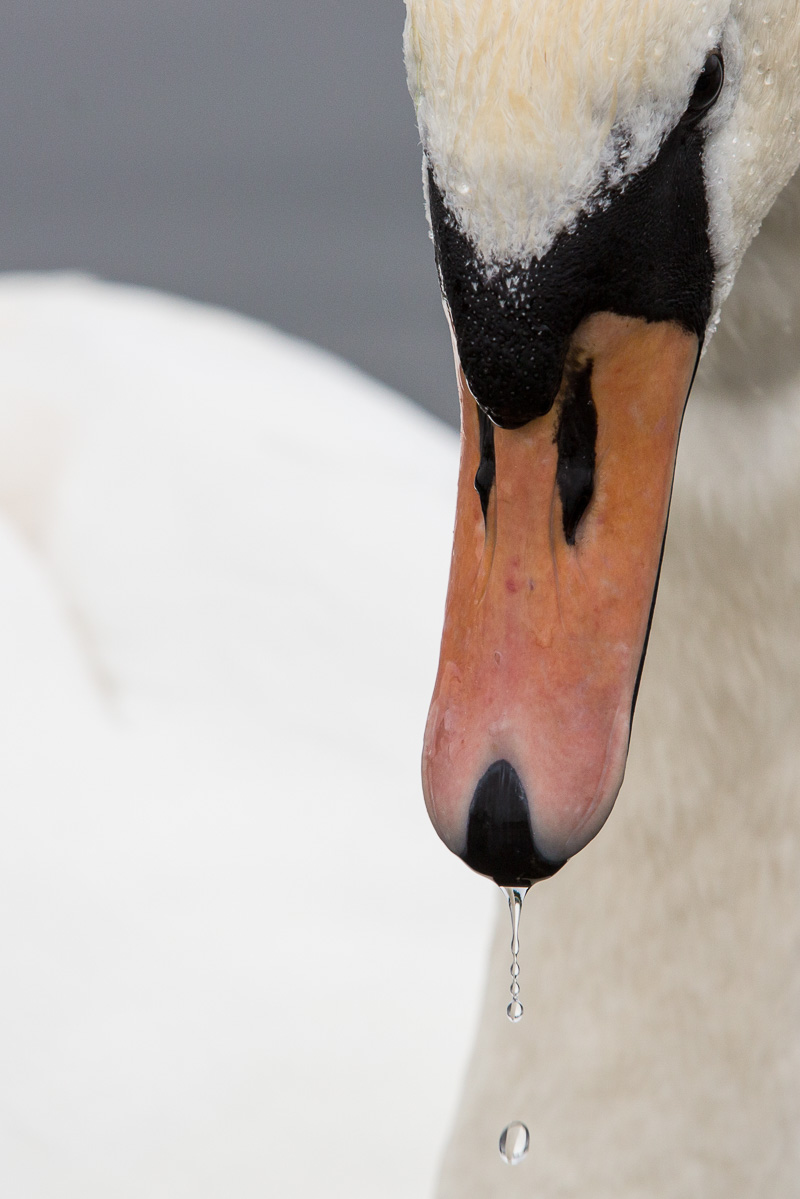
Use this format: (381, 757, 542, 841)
(403, 0, 800, 1194)
(1, 4, 798, 1193)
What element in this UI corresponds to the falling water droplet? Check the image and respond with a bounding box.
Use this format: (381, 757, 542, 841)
(499, 1121, 530, 1165)
(502, 885, 527, 1022)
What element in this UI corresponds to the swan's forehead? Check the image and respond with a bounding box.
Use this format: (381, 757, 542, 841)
(405, 0, 731, 260)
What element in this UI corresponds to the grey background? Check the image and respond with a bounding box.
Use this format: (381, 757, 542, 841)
(0, 0, 458, 426)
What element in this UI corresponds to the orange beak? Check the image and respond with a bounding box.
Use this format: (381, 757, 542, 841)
(423, 312, 699, 883)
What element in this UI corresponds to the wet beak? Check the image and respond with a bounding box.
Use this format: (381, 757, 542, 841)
(423, 313, 699, 884)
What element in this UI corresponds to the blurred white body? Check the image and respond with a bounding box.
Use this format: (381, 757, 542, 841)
(437, 176, 800, 1196)
(0, 273, 493, 1199)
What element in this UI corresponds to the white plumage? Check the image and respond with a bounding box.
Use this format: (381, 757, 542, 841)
(0, 273, 493, 1198)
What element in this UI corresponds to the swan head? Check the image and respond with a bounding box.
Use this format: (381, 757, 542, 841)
(405, 0, 800, 884)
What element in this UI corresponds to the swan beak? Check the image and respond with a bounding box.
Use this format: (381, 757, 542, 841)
(423, 313, 699, 885)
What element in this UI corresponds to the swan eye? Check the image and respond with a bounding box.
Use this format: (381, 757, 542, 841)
(683, 51, 724, 123)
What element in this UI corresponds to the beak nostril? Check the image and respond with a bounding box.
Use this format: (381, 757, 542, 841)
(474, 407, 496, 522)
(463, 759, 565, 887)
(555, 360, 598, 544)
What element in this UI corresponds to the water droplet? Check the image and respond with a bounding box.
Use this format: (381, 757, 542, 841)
(503, 885, 527, 1022)
(753, 41, 763, 56)
(765, 70, 774, 86)
(499, 1121, 530, 1165)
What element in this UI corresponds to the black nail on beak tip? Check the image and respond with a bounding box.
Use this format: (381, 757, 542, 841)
(463, 760, 565, 887)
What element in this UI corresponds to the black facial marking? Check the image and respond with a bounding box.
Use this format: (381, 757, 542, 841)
(555, 361, 597, 544)
(464, 759, 566, 887)
(474, 407, 496, 522)
(428, 116, 714, 429)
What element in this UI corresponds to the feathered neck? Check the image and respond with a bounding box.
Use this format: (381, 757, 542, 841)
(701, 168, 800, 402)
(682, 169, 800, 531)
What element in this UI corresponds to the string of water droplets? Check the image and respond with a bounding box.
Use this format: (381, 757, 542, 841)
(498, 885, 530, 1166)
(504, 885, 527, 1023)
